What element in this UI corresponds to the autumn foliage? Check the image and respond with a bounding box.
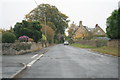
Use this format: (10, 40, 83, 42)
(41, 24, 55, 43)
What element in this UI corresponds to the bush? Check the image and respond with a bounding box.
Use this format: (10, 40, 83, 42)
(18, 35, 29, 42)
(2, 32, 16, 43)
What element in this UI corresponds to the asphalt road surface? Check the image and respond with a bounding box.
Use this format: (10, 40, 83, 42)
(2, 48, 47, 78)
(21, 44, 118, 78)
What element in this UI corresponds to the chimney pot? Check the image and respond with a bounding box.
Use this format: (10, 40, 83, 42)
(95, 24, 98, 27)
(79, 21, 82, 26)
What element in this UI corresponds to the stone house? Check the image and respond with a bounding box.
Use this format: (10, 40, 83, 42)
(92, 24, 106, 36)
(73, 21, 106, 39)
(73, 21, 89, 39)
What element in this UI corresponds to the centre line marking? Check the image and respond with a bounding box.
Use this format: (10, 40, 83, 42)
(31, 54, 38, 58)
(27, 54, 44, 67)
(27, 60, 37, 67)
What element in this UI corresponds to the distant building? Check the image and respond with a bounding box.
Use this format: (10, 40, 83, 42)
(73, 21, 106, 39)
(73, 21, 89, 39)
(93, 24, 106, 36)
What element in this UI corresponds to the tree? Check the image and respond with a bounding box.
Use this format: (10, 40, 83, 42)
(68, 22, 78, 37)
(118, 8, 120, 37)
(13, 20, 42, 42)
(25, 4, 69, 42)
(41, 24, 55, 43)
(106, 9, 120, 39)
(0, 29, 5, 33)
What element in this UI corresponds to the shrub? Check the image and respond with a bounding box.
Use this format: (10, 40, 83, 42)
(18, 35, 29, 42)
(2, 32, 16, 43)
(28, 38, 34, 42)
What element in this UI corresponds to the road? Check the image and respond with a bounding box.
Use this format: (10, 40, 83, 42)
(2, 48, 47, 78)
(21, 44, 118, 78)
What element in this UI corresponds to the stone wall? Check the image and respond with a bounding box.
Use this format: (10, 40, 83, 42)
(107, 40, 120, 48)
(76, 40, 108, 47)
(2, 43, 17, 55)
(2, 42, 49, 55)
(107, 40, 120, 56)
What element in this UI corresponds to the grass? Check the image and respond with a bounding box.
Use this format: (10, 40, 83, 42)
(70, 43, 119, 57)
(92, 46, 118, 56)
(70, 43, 96, 49)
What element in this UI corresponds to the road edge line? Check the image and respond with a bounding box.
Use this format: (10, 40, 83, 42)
(9, 49, 49, 78)
(10, 63, 27, 78)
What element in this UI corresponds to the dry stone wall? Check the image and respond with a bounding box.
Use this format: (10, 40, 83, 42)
(1, 42, 49, 55)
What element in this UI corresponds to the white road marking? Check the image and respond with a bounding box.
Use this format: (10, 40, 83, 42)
(31, 54, 38, 59)
(27, 54, 44, 67)
(27, 59, 37, 67)
(36, 54, 43, 60)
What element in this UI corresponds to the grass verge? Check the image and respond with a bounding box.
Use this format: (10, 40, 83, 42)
(70, 43, 96, 48)
(92, 46, 118, 56)
(70, 43, 118, 57)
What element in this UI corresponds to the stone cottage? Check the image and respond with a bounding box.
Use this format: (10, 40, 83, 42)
(73, 21, 106, 39)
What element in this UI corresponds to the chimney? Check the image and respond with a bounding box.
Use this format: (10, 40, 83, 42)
(79, 21, 82, 27)
(95, 24, 98, 27)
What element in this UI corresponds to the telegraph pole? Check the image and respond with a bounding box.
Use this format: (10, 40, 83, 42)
(33, 0, 47, 46)
(44, 13, 47, 40)
(44, 12, 47, 47)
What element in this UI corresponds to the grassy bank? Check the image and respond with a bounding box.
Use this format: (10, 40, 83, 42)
(70, 43, 118, 56)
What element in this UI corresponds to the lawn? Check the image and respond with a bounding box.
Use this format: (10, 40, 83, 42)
(70, 43, 119, 56)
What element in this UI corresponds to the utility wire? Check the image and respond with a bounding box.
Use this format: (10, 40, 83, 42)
(34, 0, 38, 6)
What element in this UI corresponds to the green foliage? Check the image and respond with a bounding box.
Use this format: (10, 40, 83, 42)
(2, 32, 16, 43)
(32, 30, 42, 42)
(13, 20, 42, 42)
(53, 34, 59, 43)
(41, 34, 47, 41)
(106, 9, 120, 39)
(118, 8, 120, 37)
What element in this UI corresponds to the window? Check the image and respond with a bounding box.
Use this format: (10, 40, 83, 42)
(98, 30, 100, 32)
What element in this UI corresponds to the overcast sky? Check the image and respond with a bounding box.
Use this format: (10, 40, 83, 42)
(0, 0, 119, 32)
